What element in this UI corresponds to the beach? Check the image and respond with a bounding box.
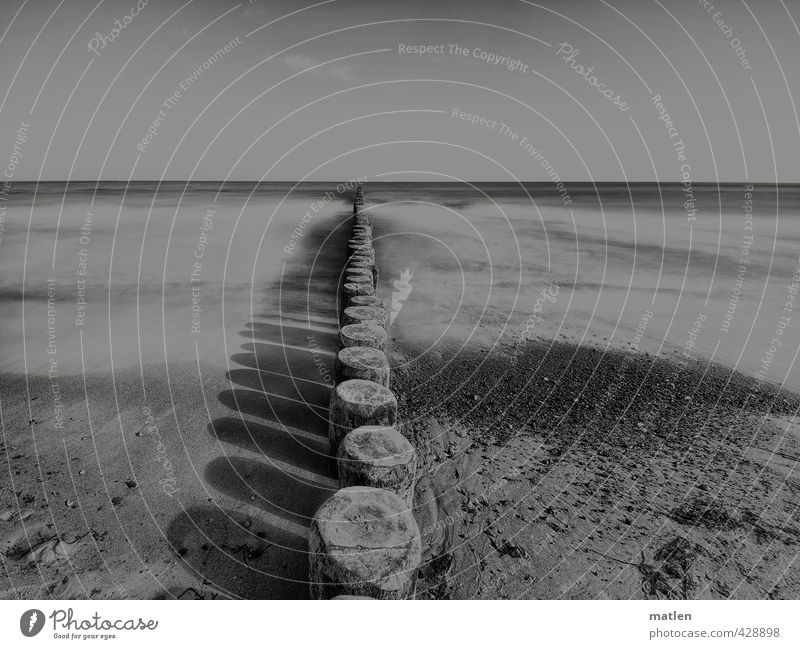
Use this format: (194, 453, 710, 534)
(1, 182, 799, 599)
(368, 182, 800, 598)
(394, 341, 800, 599)
(1, 181, 351, 598)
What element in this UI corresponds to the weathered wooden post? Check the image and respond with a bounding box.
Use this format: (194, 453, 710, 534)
(309, 487, 421, 599)
(349, 295, 385, 309)
(328, 379, 397, 455)
(348, 262, 379, 287)
(344, 269, 375, 288)
(349, 249, 375, 263)
(342, 280, 375, 301)
(337, 426, 417, 507)
(334, 346, 390, 387)
(342, 305, 386, 328)
(339, 322, 387, 352)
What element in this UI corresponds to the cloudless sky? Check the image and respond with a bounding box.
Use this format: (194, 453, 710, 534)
(0, 0, 798, 181)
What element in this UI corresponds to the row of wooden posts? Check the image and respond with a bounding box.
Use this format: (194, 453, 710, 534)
(308, 185, 422, 599)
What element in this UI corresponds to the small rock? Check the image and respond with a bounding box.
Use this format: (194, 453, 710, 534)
(125, 480, 137, 489)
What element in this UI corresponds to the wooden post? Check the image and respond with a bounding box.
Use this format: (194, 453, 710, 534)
(348, 261, 379, 286)
(342, 305, 387, 328)
(337, 426, 417, 507)
(349, 295, 385, 309)
(344, 271, 375, 289)
(342, 280, 375, 301)
(328, 379, 397, 455)
(309, 487, 421, 599)
(349, 249, 375, 262)
(340, 322, 387, 352)
(334, 346, 390, 387)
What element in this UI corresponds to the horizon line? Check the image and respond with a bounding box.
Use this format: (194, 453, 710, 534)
(6, 179, 798, 185)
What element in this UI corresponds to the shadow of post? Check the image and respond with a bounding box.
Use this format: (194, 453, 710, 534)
(167, 202, 353, 599)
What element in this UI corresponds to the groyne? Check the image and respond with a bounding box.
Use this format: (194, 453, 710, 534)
(308, 185, 422, 599)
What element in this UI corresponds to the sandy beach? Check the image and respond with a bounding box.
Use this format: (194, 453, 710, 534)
(2, 182, 799, 599)
(1, 182, 351, 599)
(369, 184, 800, 599)
(393, 339, 800, 599)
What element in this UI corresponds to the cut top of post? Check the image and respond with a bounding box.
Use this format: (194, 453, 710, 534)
(313, 486, 418, 551)
(334, 379, 395, 407)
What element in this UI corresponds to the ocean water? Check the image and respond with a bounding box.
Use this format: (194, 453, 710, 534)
(2, 182, 800, 393)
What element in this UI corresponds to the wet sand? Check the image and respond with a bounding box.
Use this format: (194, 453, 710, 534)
(394, 335, 800, 599)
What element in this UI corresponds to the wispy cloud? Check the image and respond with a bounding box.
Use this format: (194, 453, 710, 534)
(283, 52, 357, 83)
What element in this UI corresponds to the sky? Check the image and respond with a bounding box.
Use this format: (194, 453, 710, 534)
(0, 0, 798, 181)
